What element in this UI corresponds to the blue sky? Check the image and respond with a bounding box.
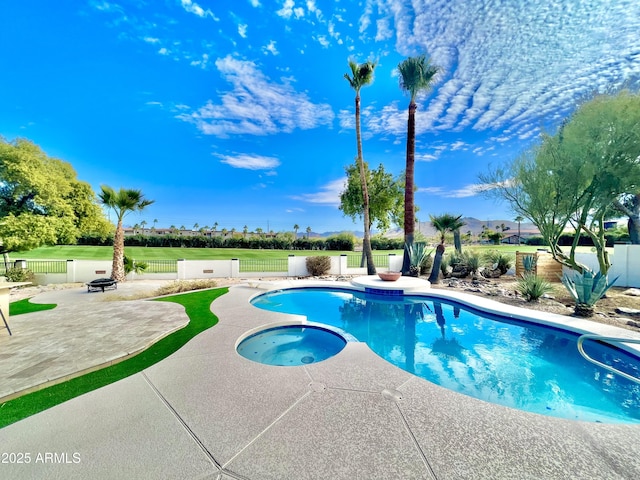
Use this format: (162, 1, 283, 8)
(2, 1, 639, 234)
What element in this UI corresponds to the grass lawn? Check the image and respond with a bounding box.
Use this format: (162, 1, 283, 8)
(17, 243, 555, 261)
(18, 245, 355, 260)
(0, 287, 227, 429)
(9, 299, 57, 316)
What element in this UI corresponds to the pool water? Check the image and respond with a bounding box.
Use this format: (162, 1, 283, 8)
(237, 325, 347, 366)
(251, 288, 640, 423)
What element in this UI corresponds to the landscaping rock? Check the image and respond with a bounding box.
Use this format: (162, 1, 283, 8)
(622, 288, 640, 297)
(615, 307, 640, 316)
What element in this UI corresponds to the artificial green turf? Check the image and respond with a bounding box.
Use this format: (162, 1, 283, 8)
(9, 299, 57, 316)
(0, 287, 228, 429)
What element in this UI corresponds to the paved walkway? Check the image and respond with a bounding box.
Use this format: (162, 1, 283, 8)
(0, 281, 188, 401)
(1, 281, 640, 479)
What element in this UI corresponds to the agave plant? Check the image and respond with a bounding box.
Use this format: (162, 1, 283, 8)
(406, 242, 431, 277)
(522, 254, 537, 273)
(561, 268, 618, 317)
(517, 273, 553, 302)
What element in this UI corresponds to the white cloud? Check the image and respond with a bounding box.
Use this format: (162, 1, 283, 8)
(276, 0, 295, 19)
(359, 0, 640, 142)
(422, 182, 502, 199)
(158, 47, 169, 55)
(238, 24, 248, 38)
(263, 40, 279, 55)
(290, 178, 346, 206)
(217, 154, 280, 170)
(180, 0, 219, 20)
(249, 0, 261, 6)
(143, 37, 159, 44)
(177, 55, 334, 137)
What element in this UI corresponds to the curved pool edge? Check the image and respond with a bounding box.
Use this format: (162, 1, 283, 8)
(246, 278, 640, 358)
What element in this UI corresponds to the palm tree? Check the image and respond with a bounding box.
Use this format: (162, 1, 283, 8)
(212, 222, 218, 232)
(243, 225, 249, 237)
(514, 215, 524, 245)
(428, 213, 465, 284)
(140, 220, 147, 232)
(293, 224, 300, 238)
(344, 58, 377, 275)
(453, 218, 467, 253)
(193, 222, 199, 232)
(98, 186, 154, 282)
(306, 226, 312, 238)
(398, 54, 440, 275)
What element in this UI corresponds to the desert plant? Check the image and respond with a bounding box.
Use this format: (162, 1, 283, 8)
(483, 251, 513, 275)
(522, 254, 537, 273)
(407, 242, 430, 276)
(123, 255, 148, 275)
(4, 267, 35, 284)
(154, 279, 218, 296)
(306, 255, 332, 276)
(516, 273, 553, 302)
(465, 250, 481, 275)
(561, 268, 619, 317)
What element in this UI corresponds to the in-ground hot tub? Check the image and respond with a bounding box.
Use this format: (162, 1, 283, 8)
(237, 324, 347, 366)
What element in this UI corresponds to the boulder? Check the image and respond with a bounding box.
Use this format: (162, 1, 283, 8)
(615, 307, 640, 316)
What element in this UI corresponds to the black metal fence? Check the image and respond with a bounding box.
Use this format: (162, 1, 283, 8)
(0, 260, 68, 274)
(346, 253, 394, 268)
(138, 259, 178, 273)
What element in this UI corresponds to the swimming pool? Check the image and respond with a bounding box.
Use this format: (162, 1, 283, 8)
(251, 287, 640, 423)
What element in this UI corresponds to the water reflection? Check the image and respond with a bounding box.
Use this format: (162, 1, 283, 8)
(252, 288, 640, 422)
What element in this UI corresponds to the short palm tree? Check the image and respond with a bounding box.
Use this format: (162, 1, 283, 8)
(344, 58, 377, 275)
(398, 54, 440, 275)
(99, 186, 154, 282)
(428, 213, 465, 284)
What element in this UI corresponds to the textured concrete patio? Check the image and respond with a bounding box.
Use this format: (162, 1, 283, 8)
(1, 281, 640, 479)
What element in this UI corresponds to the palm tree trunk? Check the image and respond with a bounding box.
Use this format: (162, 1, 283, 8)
(428, 243, 445, 284)
(453, 229, 462, 253)
(355, 93, 376, 275)
(111, 220, 126, 282)
(402, 102, 417, 275)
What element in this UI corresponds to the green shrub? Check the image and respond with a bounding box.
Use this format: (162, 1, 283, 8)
(4, 267, 35, 284)
(483, 251, 513, 274)
(516, 273, 553, 302)
(306, 255, 331, 276)
(464, 250, 481, 274)
(124, 255, 148, 275)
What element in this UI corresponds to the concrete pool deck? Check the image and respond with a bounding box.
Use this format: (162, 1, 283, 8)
(1, 280, 640, 479)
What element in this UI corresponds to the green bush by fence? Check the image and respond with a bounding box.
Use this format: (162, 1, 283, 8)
(78, 232, 355, 251)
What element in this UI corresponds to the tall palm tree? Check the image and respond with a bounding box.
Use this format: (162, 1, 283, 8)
(344, 58, 377, 275)
(514, 215, 524, 245)
(243, 225, 249, 237)
(428, 213, 465, 284)
(306, 226, 312, 238)
(398, 54, 440, 275)
(293, 224, 300, 238)
(98, 186, 154, 282)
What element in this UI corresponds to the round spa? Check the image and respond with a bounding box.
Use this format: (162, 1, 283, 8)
(237, 324, 347, 366)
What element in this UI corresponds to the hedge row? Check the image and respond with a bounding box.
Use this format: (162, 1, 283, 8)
(78, 233, 355, 251)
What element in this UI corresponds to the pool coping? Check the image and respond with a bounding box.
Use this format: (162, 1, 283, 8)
(2, 279, 640, 479)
